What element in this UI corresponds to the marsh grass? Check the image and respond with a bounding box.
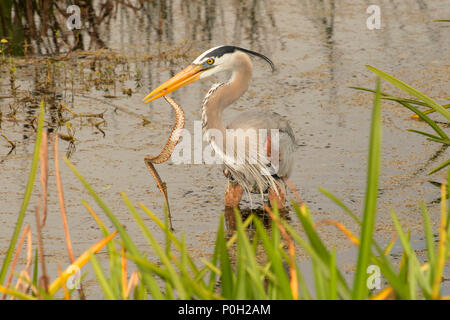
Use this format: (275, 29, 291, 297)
(351, 66, 449, 175)
(0, 79, 449, 300)
(0, 46, 189, 158)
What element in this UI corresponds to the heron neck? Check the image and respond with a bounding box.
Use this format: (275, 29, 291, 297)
(202, 54, 253, 135)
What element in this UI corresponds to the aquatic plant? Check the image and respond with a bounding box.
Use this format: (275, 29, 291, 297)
(351, 66, 449, 175)
(0, 81, 449, 300)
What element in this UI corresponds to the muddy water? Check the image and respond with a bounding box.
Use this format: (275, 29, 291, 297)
(0, 0, 449, 298)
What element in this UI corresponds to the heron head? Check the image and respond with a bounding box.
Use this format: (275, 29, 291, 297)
(142, 45, 274, 103)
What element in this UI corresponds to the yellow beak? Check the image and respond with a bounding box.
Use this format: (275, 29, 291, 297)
(142, 64, 204, 103)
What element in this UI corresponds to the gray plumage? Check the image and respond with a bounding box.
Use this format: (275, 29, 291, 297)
(197, 47, 297, 201)
(227, 110, 296, 179)
(144, 45, 298, 206)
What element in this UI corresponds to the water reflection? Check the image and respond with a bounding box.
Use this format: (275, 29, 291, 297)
(224, 206, 291, 232)
(296, 0, 340, 123)
(1, 0, 289, 154)
(0, 0, 446, 159)
(0, 1, 448, 298)
(1, 0, 283, 56)
(1, 0, 443, 58)
(0, 0, 446, 174)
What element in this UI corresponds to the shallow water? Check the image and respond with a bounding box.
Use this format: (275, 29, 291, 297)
(0, 0, 449, 298)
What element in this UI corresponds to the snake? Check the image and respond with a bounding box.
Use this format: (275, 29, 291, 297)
(144, 96, 301, 231)
(144, 96, 185, 231)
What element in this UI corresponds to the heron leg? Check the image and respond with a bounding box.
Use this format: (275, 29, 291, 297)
(224, 207, 236, 231)
(268, 179, 286, 209)
(225, 181, 243, 208)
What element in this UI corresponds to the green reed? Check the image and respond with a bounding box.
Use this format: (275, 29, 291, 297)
(0, 80, 449, 300)
(351, 66, 449, 174)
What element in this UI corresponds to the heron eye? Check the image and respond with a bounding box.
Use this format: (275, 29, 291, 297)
(207, 58, 214, 65)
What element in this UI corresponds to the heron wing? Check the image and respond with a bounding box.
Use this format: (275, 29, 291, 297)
(227, 110, 297, 179)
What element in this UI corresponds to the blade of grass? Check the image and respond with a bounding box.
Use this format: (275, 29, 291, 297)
(420, 201, 436, 285)
(352, 78, 382, 300)
(206, 218, 221, 291)
(63, 158, 163, 299)
(390, 210, 432, 298)
(319, 189, 408, 298)
(125, 271, 139, 299)
(232, 212, 249, 299)
(138, 202, 202, 277)
(0, 100, 44, 285)
(2, 226, 30, 300)
(429, 159, 450, 175)
(89, 251, 117, 300)
(426, 137, 450, 146)
(295, 263, 311, 300)
(265, 205, 298, 299)
(408, 251, 417, 300)
(121, 247, 127, 299)
(384, 233, 397, 255)
(53, 135, 75, 263)
(48, 231, 117, 296)
(216, 214, 234, 298)
(350, 86, 450, 115)
(0, 285, 37, 300)
(396, 101, 448, 140)
(312, 259, 326, 300)
(432, 180, 448, 298)
(320, 219, 360, 247)
(447, 169, 450, 234)
(35, 198, 49, 292)
(351, 86, 448, 139)
(320, 187, 401, 261)
(350, 86, 432, 107)
(329, 249, 337, 300)
(413, 104, 450, 117)
(12, 271, 53, 300)
(407, 129, 442, 140)
(54, 133, 87, 298)
(125, 254, 169, 279)
(235, 211, 268, 299)
(294, 203, 332, 262)
(366, 66, 450, 121)
(371, 286, 394, 300)
(39, 130, 48, 227)
(82, 200, 121, 297)
(57, 263, 70, 300)
(281, 219, 352, 299)
(319, 187, 360, 224)
(253, 216, 293, 299)
(162, 206, 173, 299)
(32, 248, 38, 294)
(289, 202, 352, 298)
(122, 192, 188, 299)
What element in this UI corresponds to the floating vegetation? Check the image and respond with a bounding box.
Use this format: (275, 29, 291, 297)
(0, 85, 449, 300)
(0, 0, 448, 301)
(0, 44, 189, 157)
(0, 133, 15, 154)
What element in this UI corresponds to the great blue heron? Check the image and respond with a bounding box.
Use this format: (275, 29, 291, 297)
(143, 45, 296, 209)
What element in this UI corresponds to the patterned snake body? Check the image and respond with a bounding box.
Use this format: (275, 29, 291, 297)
(145, 96, 185, 230)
